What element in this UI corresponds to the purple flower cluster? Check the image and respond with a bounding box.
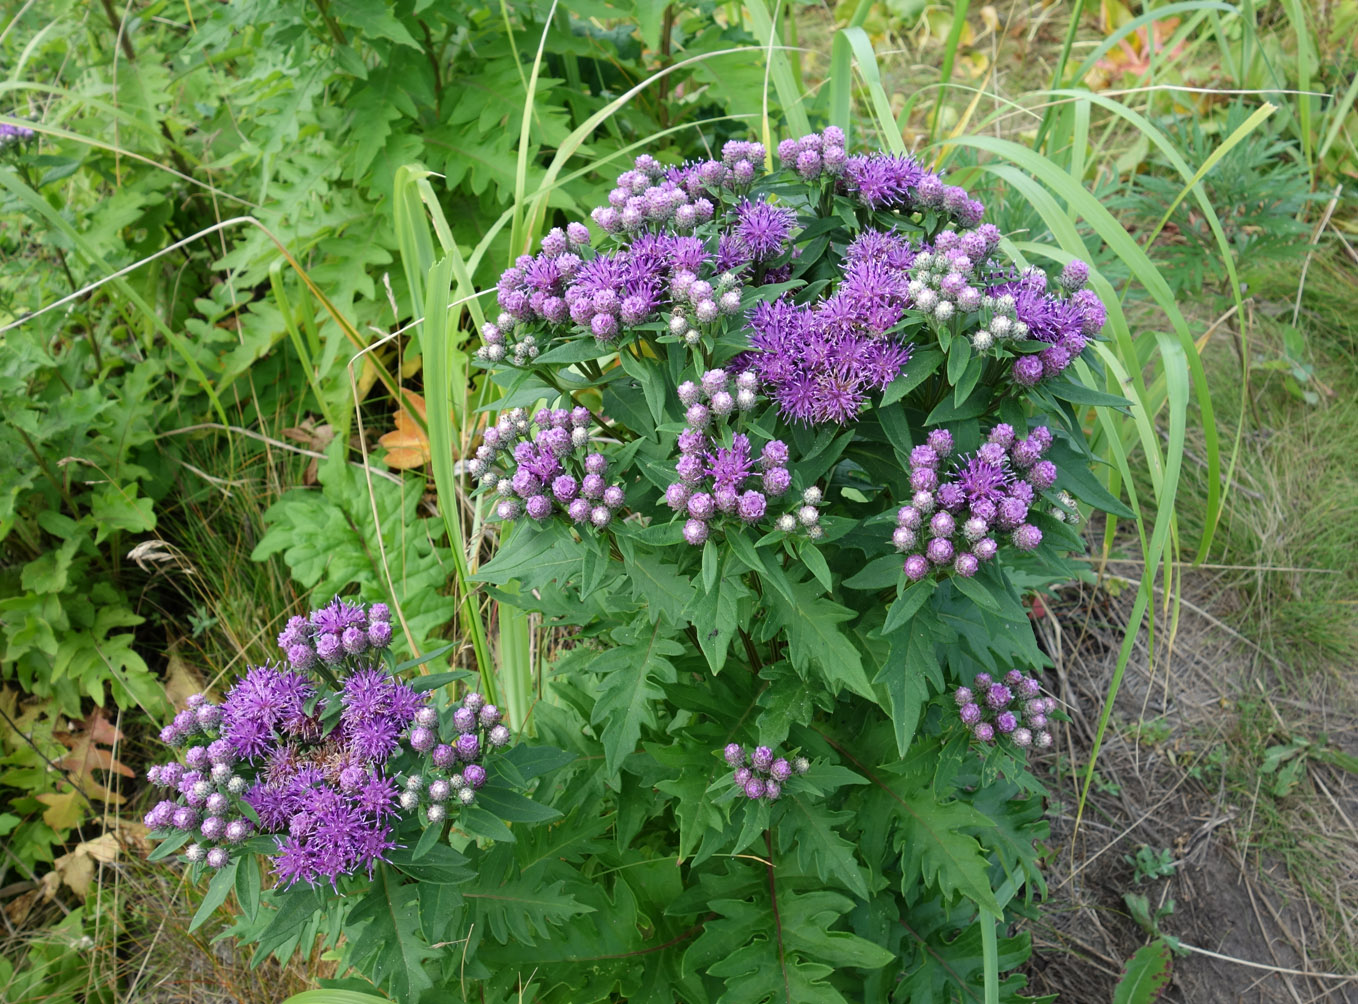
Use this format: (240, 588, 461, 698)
(0, 120, 35, 150)
(840, 151, 983, 225)
(663, 369, 801, 545)
(894, 426, 1055, 581)
(980, 264, 1105, 386)
(591, 142, 766, 238)
(590, 153, 718, 236)
(722, 743, 810, 802)
(144, 657, 427, 885)
(905, 226, 1004, 325)
(954, 670, 1056, 748)
(401, 690, 511, 819)
(739, 229, 920, 425)
(776, 127, 848, 182)
(665, 264, 743, 345)
(472, 406, 625, 530)
(275, 597, 392, 672)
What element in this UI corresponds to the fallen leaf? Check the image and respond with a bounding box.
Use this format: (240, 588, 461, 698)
(54, 711, 134, 804)
(163, 648, 207, 710)
(378, 391, 432, 470)
(48, 832, 124, 898)
(282, 417, 336, 452)
(36, 790, 85, 831)
(6, 888, 41, 925)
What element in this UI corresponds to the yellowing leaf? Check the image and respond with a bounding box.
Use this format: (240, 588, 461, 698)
(49, 832, 127, 898)
(163, 647, 208, 710)
(36, 790, 85, 831)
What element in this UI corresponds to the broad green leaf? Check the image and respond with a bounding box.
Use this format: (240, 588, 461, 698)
(1113, 940, 1174, 1004)
(768, 575, 873, 699)
(589, 619, 683, 776)
(345, 870, 434, 1001)
(189, 858, 239, 932)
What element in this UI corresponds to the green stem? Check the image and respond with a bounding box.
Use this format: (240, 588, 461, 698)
(980, 908, 1000, 1004)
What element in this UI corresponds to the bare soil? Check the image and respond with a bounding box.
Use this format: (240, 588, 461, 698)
(1026, 572, 1358, 1003)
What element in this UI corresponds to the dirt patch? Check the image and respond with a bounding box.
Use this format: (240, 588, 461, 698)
(1023, 571, 1358, 1003)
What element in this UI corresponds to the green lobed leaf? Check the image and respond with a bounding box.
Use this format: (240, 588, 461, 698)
(588, 619, 683, 776)
(344, 870, 434, 1001)
(767, 575, 874, 699)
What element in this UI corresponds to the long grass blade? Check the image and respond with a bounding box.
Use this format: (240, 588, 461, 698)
(947, 135, 1220, 560)
(836, 28, 906, 154)
(744, 0, 812, 143)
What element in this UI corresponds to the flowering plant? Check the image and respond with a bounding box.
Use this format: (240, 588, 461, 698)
(452, 128, 1128, 1003)
(166, 128, 1129, 1002)
(142, 598, 574, 1001)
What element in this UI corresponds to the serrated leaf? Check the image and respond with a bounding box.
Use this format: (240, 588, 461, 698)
(468, 874, 594, 946)
(890, 793, 1000, 913)
(622, 553, 693, 627)
(768, 575, 873, 699)
(90, 484, 155, 544)
(779, 800, 869, 899)
(589, 619, 682, 776)
(686, 559, 748, 674)
(876, 624, 942, 756)
(345, 870, 434, 1001)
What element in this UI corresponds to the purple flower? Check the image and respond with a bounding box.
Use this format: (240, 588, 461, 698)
(1027, 460, 1057, 490)
(954, 553, 979, 577)
(926, 538, 954, 565)
(456, 733, 480, 762)
(1059, 259, 1090, 291)
(744, 777, 767, 799)
(959, 703, 982, 725)
(762, 467, 791, 495)
(368, 621, 391, 649)
(705, 435, 754, 492)
(733, 199, 797, 259)
(842, 153, 927, 209)
(1012, 524, 1043, 551)
(724, 743, 745, 767)
(737, 490, 767, 522)
(683, 519, 709, 545)
(463, 763, 487, 789)
(986, 684, 1012, 709)
(904, 554, 929, 581)
(1012, 355, 1044, 387)
(751, 746, 774, 771)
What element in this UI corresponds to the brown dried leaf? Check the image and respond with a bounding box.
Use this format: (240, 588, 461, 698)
(49, 833, 124, 898)
(54, 710, 134, 804)
(163, 648, 207, 710)
(378, 391, 432, 470)
(6, 888, 41, 925)
(282, 417, 336, 452)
